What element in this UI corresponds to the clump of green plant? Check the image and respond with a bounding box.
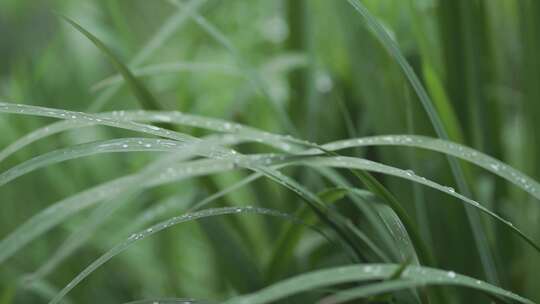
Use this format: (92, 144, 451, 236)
(1, 0, 539, 303)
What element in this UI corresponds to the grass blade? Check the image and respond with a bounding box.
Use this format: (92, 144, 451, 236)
(2, 102, 537, 260)
(0, 102, 365, 263)
(319, 135, 540, 201)
(0, 138, 186, 187)
(375, 203, 419, 265)
(24, 193, 189, 283)
(0, 104, 307, 163)
(91, 61, 240, 91)
(223, 264, 533, 304)
(298, 156, 540, 252)
(346, 0, 499, 283)
(87, 0, 206, 111)
(318, 280, 486, 304)
(47, 206, 311, 304)
(0, 142, 240, 264)
(60, 16, 162, 111)
(168, 0, 298, 134)
(266, 187, 364, 283)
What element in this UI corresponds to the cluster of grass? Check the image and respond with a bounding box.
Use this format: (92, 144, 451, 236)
(1, 0, 539, 303)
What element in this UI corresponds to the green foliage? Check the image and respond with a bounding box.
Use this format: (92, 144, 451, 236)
(1, 1, 539, 304)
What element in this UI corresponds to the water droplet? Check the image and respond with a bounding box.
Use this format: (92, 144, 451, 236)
(122, 144, 128, 148)
(489, 163, 500, 171)
(260, 16, 288, 44)
(403, 136, 413, 143)
(315, 71, 333, 93)
(405, 169, 415, 176)
(144, 144, 152, 148)
(447, 271, 456, 278)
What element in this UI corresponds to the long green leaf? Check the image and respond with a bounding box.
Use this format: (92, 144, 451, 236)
(297, 156, 540, 252)
(24, 191, 194, 284)
(1, 102, 538, 256)
(60, 16, 161, 111)
(4, 109, 538, 209)
(0, 138, 186, 187)
(346, 0, 498, 283)
(47, 206, 309, 304)
(87, 0, 207, 111)
(0, 148, 240, 264)
(318, 280, 498, 304)
(91, 61, 240, 91)
(168, 0, 298, 134)
(317, 135, 540, 201)
(223, 264, 532, 304)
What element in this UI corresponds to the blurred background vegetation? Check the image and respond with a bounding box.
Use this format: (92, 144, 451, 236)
(1, 0, 540, 303)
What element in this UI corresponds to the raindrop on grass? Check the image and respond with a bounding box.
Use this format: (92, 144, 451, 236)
(316, 71, 333, 93)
